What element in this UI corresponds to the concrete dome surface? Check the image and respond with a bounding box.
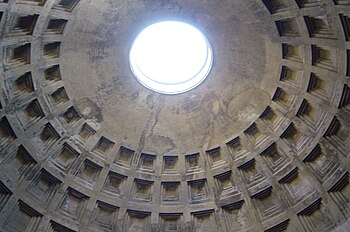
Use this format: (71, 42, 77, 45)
(0, 0, 349, 231)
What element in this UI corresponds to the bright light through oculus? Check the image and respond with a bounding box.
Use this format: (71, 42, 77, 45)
(130, 21, 213, 94)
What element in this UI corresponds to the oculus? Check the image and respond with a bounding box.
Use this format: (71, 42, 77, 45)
(130, 21, 213, 94)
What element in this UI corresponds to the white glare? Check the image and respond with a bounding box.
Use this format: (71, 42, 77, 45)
(130, 21, 213, 94)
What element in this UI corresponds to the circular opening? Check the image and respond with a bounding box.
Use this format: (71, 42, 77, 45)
(130, 21, 213, 95)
